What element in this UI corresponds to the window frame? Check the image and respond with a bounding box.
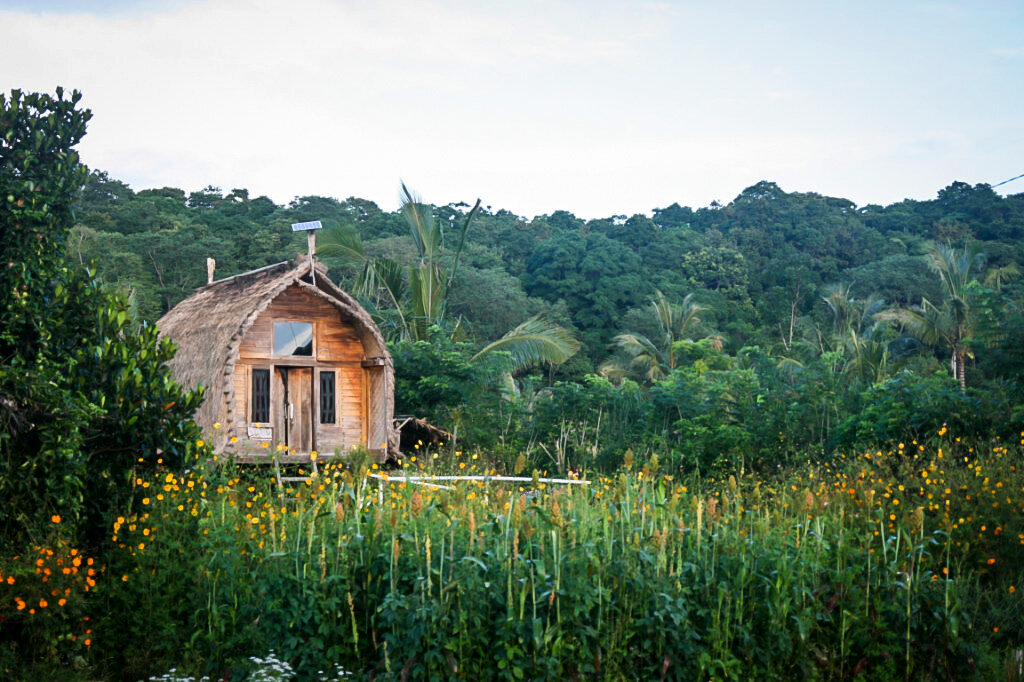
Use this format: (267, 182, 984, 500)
(319, 370, 336, 425)
(272, 320, 314, 357)
(251, 367, 271, 423)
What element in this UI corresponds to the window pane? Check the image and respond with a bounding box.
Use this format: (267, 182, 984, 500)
(274, 321, 313, 356)
(252, 369, 270, 422)
(320, 371, 336, 424)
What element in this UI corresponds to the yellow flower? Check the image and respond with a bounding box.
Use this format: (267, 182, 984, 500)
(213, 422, 221, 430)
(196, 439, 205, 448)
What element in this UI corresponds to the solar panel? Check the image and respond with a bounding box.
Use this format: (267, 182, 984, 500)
(291, 220, 323, 232)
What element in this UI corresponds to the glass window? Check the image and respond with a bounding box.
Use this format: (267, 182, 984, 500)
(274, 321, 313, 356)
(251, 369, 270, 422)
(319, 371, 336, 424)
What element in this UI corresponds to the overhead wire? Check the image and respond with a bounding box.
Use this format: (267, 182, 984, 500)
(991, 172, 1024, 189)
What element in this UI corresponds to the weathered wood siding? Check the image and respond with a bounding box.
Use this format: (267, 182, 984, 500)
(230, 284, 366, 458)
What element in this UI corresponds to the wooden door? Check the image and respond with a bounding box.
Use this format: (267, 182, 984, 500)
(276, 367, 314, 453)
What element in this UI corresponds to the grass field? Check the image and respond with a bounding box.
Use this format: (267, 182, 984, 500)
(2, 431, 1023, 680)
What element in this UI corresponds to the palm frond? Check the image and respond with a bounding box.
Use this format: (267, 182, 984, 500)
(470, 315, 580, 373)
(316, 222, 366, 264)
(446, 199, 482, 290)
(400, 182, 440, 260)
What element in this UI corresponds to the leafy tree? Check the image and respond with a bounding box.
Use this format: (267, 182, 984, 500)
(390, 334, 514, 448)
(445, 263, 548, 342)
(679, 245, 749, 294)
(0, 88, 202, 548)
(842, 253, 940, 305)
(836, 371, 984, 448)
(522, 231, 648, 357)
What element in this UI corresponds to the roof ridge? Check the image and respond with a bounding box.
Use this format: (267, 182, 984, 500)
(207, 259, 292, 286)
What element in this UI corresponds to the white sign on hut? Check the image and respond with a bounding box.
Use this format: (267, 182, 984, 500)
(158, 226, 398, 462)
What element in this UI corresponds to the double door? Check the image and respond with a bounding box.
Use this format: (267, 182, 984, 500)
(274, 367, 313, 453)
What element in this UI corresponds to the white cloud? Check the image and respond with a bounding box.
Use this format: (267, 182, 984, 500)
(2, 0, 1023, 217)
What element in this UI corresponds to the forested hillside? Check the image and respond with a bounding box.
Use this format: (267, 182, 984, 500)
(5, 89, 1024, 678)
(71, 171, 1024, 469)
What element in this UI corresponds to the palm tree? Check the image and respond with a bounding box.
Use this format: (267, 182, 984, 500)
(317, 185, 580, 379)
(875, 243, 985, 391)
(316, 183, 480, 341)
(600, 290, 706, 383)
(817, 284, 892, 385)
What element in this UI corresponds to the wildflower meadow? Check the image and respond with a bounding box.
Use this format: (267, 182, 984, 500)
(2, 428, 1021, 680)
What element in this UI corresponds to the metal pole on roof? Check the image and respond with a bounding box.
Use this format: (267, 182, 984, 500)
(291, 220, 323, 286)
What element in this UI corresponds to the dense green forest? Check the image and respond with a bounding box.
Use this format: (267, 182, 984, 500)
(70, 169, 1024, 471)
(5, 88, 1024, 681)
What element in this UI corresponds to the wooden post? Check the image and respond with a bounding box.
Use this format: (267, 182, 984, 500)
(307, 231, 316, 286)
(207, 257, 216, 284)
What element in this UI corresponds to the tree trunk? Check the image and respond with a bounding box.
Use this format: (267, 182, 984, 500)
(953, 346, 967, 392)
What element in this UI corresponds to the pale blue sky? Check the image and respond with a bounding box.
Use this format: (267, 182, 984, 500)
(2, 0, 1022, 217)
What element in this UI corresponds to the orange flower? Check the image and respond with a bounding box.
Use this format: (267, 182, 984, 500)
(987, 558, 996, 565)
(50, 514, 61, 524)
(15, 598, 26, 610)
(38, 599, 47, 608)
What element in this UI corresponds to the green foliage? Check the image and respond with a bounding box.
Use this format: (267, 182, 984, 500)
(390, 334, 512, 448)
(601, 290, 708, 383)
(318, 186, 482, 342)
(521, 231, 649, 358)
(471, 314, 580, 375)
(52, 436, 1024, 680)
(836, 372, 985, 448)
(0, 88, 202, 551)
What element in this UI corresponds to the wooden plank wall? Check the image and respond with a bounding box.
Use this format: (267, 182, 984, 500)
(229, 284, 367, 459)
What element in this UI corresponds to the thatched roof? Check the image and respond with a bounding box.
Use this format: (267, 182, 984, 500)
(157, 255, 394, 449)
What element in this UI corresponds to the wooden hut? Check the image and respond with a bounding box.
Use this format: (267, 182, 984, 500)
(158, 255, 398, 462)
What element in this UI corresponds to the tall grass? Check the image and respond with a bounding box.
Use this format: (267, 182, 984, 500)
(3, 432, 1022, 680)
